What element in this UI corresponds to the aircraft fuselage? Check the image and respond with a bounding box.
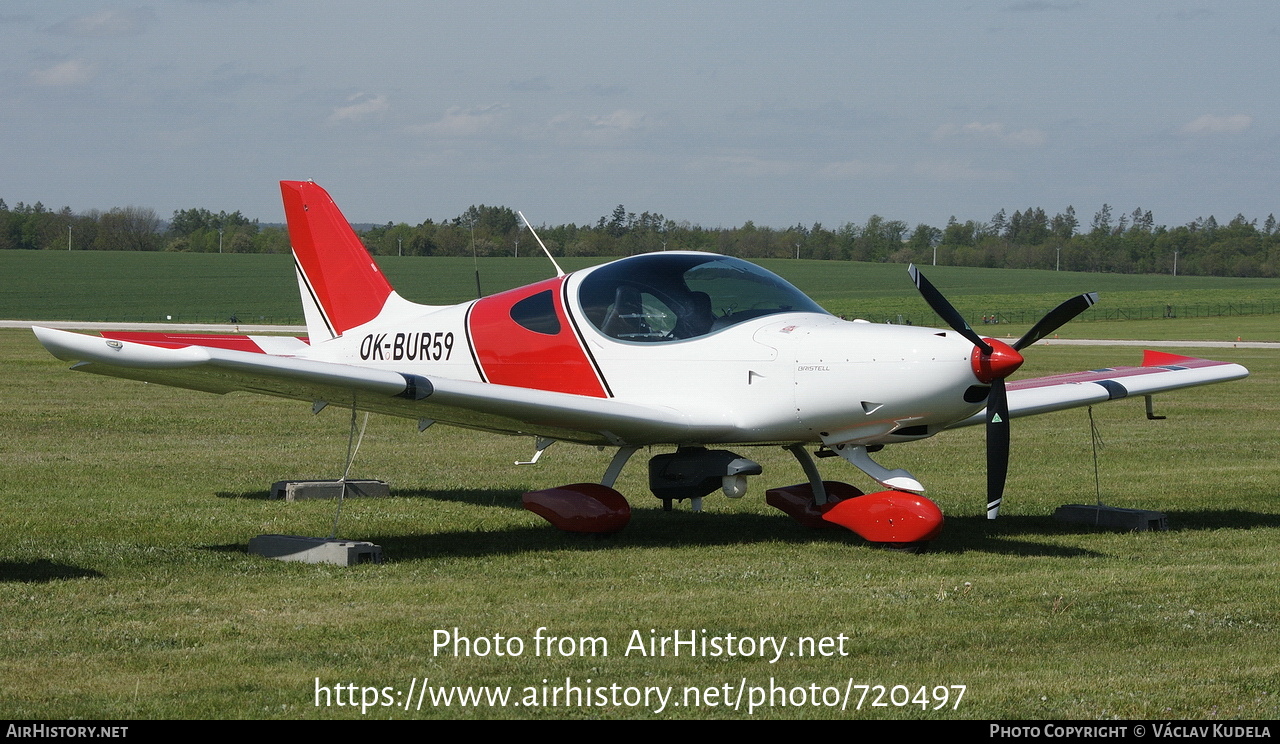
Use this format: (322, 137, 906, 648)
(300, 253, 987, 449)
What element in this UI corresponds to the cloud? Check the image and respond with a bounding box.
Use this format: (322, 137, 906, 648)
(1181, 114, 1252, 134)
(913, 159, 1014, 183)
(933, 122, 1046, 146)
(548, 109, 650, 133)
(509, 77, 552, 92)
(693, 155, 805, 179)
(585, 84, 627, 97)
(690, 155, 896, 182)
(588, 110, 647, 131)
(411, 104, 507, 136)
(1003, 1, 1082, 11)
(327, 93, 390, 123)
(819, 160, 898, 179)
(731, 101, 887, 130)
(31, 60, 96, 86)
(48, 8, 153, 36)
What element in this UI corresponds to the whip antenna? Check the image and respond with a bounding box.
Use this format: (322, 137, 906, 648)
(518, 211, 564, 277)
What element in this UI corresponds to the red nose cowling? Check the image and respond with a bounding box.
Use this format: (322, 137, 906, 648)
(971, 338, 1024, 384)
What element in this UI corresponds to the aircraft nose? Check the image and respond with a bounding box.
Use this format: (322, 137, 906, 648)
(971, 338, 1023, 383)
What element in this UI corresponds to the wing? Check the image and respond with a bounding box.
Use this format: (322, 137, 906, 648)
(948, 350, 1249, 429)
(33, 327, 720, 446)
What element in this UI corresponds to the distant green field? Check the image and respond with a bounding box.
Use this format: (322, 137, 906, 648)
(2, 331, 1276, 719)
(3, 252, 1278, 341)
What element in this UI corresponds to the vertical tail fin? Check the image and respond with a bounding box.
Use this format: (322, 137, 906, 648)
(281, 180, 395, 341)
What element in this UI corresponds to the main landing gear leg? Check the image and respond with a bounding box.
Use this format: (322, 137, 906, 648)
(784, 443, 828, 505)
(602, 446, 638, 488)
(767, 445, 863, 528)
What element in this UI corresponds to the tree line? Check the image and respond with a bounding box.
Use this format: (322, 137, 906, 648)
(3, 197, 1278, 278)
(0, 202, 290, 255)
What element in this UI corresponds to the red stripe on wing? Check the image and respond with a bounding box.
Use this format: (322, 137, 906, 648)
(99, 332, 306, 354)
(1009, 353, 1236, 391)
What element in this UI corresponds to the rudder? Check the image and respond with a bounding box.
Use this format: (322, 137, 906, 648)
(281, 180, 394, 340)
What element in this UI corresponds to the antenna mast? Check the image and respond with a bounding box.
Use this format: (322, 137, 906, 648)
(517, 211, 565, 277)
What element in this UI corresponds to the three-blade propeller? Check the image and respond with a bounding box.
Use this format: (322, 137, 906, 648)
(908, 265, 1097, 519)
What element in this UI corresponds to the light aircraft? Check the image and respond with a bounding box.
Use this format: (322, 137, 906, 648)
(34, 181, 1249, 549)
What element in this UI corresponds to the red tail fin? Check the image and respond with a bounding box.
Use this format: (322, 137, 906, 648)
(281, 181, 394, 337)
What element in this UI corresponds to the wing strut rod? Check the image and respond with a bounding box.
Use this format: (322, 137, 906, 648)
(1088, 406, 1106, 506)
(330, 396, 370, 539)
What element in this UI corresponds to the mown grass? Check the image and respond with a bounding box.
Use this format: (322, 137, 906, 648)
(2, 327, 1277, 719)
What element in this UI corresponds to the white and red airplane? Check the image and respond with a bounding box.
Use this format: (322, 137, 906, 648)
(34, 181, 1249, 548)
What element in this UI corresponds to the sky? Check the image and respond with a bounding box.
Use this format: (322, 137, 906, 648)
(2, 1, 1277, 231)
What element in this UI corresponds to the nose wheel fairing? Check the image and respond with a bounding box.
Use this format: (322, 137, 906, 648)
(819, 490, 945, 543)
(774, 442, 944, 544)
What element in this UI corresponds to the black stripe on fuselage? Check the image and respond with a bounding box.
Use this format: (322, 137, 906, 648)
(461, 300, 488, 383)
(560, 276, 614, 398)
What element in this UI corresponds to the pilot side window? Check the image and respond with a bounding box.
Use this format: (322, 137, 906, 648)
(510, 290, 561, 335)
(596, 287, 678, 340)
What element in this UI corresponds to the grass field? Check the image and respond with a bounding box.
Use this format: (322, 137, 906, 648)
(2, 253, 1278, 719)
(3, 251, 1280, 342)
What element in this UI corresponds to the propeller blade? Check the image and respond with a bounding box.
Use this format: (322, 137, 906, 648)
(905, 269, 1093, 521)
(907, 265, 991, 354)
(1013, 292, 1099, 351)
(986, 377, 1010, 519)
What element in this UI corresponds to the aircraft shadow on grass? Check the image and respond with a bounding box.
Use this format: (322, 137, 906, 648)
(341, 517, 1117, 559)
(212, 486, 536, 502)
(0, 559, 104, 583)
(213, 487, 543, 503)
(1152, 508, 1280, 531)
(201, 489, 1279, 560)
(963, 508, 1280, 536)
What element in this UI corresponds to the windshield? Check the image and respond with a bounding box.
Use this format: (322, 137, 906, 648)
(577, 253, 827, 342)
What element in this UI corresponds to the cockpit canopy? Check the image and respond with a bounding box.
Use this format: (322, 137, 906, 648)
(578, 253, 828, 343)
